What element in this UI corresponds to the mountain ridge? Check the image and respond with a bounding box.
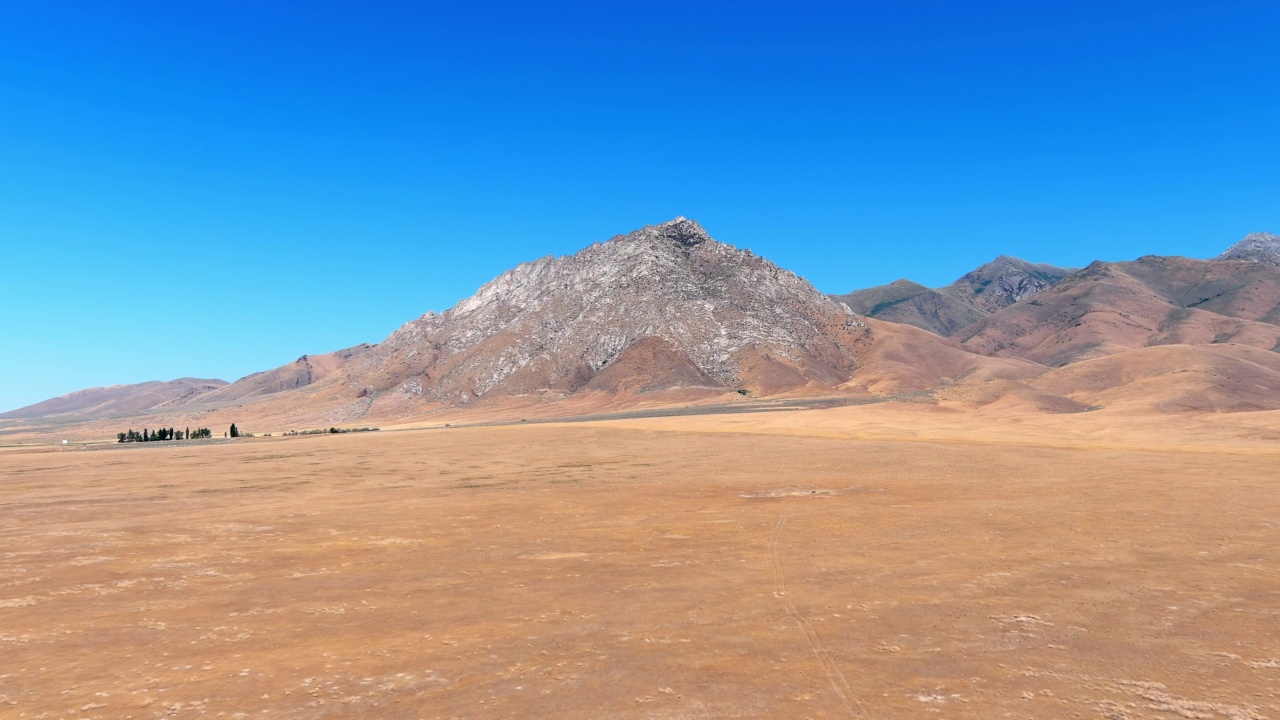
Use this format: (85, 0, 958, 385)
(0, 378, 228, 420)
(830, 255, 1077, 337)
(4, 223, 1279, 429)
(955, 254, 1280, 366)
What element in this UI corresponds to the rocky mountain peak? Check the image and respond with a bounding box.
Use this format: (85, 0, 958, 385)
(952, 255, 1077, 314)
(615, 216, 711, 249)
(349, 218, 864, 408)
(1216, 232, 1280, 266)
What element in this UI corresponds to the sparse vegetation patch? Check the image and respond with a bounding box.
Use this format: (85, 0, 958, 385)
(283, 427, 380, 436)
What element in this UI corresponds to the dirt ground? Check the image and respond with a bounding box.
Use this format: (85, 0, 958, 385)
(1, 405, 1278, 719)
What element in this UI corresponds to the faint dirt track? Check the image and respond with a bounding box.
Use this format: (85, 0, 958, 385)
(769, 498, 866, 717)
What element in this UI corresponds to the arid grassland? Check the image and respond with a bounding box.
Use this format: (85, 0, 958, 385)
(2, 406, 1278, 719)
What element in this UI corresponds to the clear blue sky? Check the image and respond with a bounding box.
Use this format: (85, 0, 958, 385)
(2, 1, 1278, 412)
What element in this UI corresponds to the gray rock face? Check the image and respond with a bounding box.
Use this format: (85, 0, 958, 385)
(951, 256, 1077, 314)
(1215, 232, 1280, 266)
(346, 218, 866, 405)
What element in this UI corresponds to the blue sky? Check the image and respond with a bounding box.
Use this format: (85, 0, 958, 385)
(2, 1, 1278, 412)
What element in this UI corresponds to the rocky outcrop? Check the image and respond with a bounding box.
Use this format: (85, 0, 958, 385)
(1215, 232, 1280, 266)
(950, 256, 1077, 314)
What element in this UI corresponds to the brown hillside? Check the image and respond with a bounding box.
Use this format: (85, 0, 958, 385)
(831, 257, 1075, 337)
(1027, 343, 1280, 412)
(196, 344, 374, 405)
(0, 378, 227, 420)
(957, 257, 1280, 366)
(845, 318, 1044, 395)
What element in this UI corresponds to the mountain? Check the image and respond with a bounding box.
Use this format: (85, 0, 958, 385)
(1215, 231, 1280, 266)
(956, 254, 1280, 366)
(831, 256, 1075, 337)
(318, 217, 870, 416)
(0, 378, 227, 420)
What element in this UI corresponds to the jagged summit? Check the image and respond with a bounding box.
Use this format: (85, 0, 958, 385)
(613, 216, 711, 249)
(952, 255, 1078, 314)
(1216, 232, 1280, 266)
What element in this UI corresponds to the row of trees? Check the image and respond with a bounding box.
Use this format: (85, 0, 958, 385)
(117, 426, 215, 443)
(283, 427, 379, 436)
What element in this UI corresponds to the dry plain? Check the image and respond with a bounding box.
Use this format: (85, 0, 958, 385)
(2, 404, 1279, 719)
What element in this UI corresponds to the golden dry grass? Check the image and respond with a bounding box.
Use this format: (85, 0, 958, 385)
(1, 405, 1279, 718)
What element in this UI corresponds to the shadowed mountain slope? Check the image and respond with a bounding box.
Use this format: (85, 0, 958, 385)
(833, 279, 984, 336)
(831, 256, 1075, 337)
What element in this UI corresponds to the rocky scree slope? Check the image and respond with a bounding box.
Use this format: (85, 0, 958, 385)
(333, 217, 868, 412)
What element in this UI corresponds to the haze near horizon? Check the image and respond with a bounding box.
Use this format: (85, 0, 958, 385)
(1, 1, 1277, 412)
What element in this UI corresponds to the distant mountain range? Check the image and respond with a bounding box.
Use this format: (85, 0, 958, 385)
(830, 256, 1078, 337)
(4, 223, 1279, 432)
(1, 378, 228, 420)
